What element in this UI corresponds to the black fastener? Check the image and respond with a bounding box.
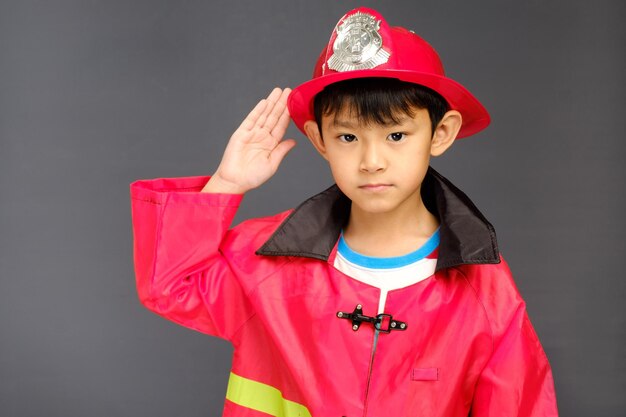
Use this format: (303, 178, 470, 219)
(336, 304, 408, 333)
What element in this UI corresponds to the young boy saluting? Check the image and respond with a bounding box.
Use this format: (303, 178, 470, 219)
(130, 7, 558, 416)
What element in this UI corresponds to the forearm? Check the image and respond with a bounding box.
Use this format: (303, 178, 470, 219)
(201, 172, 249, 194)
(130, 176, 249, 338)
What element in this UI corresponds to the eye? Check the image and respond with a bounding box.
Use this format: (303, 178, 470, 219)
(387, 132, 406, 142)
(338, 134, 357, 143)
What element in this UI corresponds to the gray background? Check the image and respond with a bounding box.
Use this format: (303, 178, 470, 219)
(1, 0, 624, 416)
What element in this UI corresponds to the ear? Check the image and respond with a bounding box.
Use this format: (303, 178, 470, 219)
(304, 120, 328, 160)
(430, 110, 462, 157)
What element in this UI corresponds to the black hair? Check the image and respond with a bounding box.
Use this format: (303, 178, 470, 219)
(313, 78, 449, 137)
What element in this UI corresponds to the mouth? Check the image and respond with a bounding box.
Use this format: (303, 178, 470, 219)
(359, 184, 393, 192)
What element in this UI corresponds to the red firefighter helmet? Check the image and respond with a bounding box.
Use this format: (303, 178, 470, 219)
(288, 7, 490, 139)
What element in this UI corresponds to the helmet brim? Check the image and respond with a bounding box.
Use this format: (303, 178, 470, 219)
(289, 69, 490, 139)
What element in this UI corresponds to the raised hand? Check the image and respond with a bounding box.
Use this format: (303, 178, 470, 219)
(202, 88, 296, 194)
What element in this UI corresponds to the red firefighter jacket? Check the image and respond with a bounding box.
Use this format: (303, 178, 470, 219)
(130, 167, 559, 417)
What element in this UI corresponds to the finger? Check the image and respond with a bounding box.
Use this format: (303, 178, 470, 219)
(263, 89, 291, 134)
(263, 92, 288, 132)
(270, 106, 291, 139)
(269, 139, 297, 167)
(238, 99, 268, 131)
(255, 88, 283, 128)
(239, 88, 281, 131)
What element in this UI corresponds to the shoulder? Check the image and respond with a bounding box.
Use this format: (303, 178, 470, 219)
(453, 256, 522, 301)
(220, 208, 294, 267)
(451, 256, 526, 335)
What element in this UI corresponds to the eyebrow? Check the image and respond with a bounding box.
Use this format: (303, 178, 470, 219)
(330, 119, 358, 129)
(330, 116, 411, 129)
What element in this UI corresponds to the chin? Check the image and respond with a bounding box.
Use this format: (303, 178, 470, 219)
(351, 200, 398, 214)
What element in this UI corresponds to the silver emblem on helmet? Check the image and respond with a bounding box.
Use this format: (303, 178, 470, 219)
(327, 11, 390, 72)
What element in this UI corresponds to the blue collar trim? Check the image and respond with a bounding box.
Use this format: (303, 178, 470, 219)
(337, 228, 440, 270)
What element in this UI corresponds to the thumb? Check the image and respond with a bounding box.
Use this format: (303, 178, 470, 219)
(269, 139, 297, 168)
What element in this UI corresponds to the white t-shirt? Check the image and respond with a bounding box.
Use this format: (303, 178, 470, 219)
(334, 228, 439, 314)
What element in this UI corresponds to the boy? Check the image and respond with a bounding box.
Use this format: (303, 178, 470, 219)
(130, 7, 558, 416)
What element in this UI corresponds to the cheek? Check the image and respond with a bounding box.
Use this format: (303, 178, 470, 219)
(395, 153, 420, 169)
(328, 162, 350, 185)
(395, 147, 428, 167)
(326, 152, 354, 173)
(326, 157, 358, 194)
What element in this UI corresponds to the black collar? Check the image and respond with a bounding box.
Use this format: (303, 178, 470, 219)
(256, 167, 500, 271)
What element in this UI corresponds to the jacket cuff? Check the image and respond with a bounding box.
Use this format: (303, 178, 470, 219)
(130, 176, 244, 206)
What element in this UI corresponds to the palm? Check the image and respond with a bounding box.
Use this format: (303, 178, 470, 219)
(214, 88, 296, 192)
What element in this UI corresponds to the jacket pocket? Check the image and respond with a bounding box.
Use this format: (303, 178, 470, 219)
(411, 367, 438, 381)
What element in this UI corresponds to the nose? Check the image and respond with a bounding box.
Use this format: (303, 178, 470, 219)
(359, 142, 386, 173)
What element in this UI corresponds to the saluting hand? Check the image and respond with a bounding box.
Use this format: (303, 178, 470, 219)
(202, 88, 296, 194)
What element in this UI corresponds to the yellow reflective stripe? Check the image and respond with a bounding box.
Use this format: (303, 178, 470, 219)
(225, 372, 312, 417)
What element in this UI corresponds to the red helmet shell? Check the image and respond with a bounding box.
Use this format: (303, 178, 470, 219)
(288, 7, 490, 139)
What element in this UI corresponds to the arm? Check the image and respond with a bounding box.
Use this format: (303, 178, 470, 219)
(131, 177, 249, 339)
(469, 260, 559, 416)
(470, 303, 559, 416)
(130, 88, 296, 340)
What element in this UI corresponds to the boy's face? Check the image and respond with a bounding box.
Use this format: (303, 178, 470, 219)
(304, 106, 460, 217)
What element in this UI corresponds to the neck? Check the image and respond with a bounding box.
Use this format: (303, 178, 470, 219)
(343, 192, 439, 257)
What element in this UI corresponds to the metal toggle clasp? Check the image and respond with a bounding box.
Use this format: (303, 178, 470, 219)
(336, 304, 408, 333)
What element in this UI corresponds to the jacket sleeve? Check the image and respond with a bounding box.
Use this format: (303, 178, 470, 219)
(130, 176, 254, 341)
(469, 259, 559, 417)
